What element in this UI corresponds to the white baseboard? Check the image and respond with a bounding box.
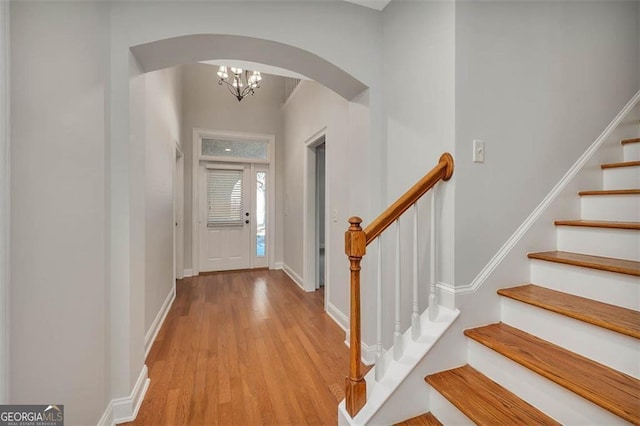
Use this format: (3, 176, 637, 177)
(97, 402, 113, 426)
(282, 263, 304, 291)
(328, 302, 376, 366)
(273, 261, 284, 270)
(144, 286, 176, 359)
(327, 301, 348, 332)
(98, 365, 150, 426)
(183, 268, 194, 278)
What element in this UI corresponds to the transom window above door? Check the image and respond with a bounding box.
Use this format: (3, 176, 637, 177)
(201, 137, 269, 162)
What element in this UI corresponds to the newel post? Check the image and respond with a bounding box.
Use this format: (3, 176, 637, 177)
(345, 216, 367, 417)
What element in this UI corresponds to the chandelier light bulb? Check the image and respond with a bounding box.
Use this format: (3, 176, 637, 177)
(217, 66, 228, 79)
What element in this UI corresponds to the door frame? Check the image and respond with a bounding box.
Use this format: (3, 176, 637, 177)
(303, 127, 329, 305)
(173, 143, 184, 281)
(191, 128, 275, 275)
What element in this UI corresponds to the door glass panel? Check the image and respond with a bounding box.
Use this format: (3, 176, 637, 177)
(202, 138, 268, 160)
(256, 172, 266, 257)
(207, 169, 244, 227)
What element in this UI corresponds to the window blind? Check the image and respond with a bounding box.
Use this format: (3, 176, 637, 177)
(207, 169, 244, 226)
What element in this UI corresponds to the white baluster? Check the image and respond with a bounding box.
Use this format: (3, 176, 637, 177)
(375, 237, 384, 381)
(393, 220, 403, 361)
(411, 203, 421, 340)
(428, 185, 439, 321)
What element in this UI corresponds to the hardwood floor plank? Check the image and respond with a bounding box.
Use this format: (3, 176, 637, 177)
(395, 412, 442, 426)
(621, 137, 640, 145)
(498, 284, 640, 338)
(464, 323, 640, 423)
(578, 189, 640, 196)
(601, 160, 640, 169)
(554, 219, 640, 230)
(527, 250, 640, 276)
(125, 270, 354, 425)
(426, 365, 559, 425)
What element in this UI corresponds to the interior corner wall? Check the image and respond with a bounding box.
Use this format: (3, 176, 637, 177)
(9, 1, 110, 424)
(281, 80, 352, 327)
(453, 1, 640, 286)
(180, 64, 285, 272)
(381, 0, 456, 323)
(144, 66, 182, 335)
(0, 0, 10, 404)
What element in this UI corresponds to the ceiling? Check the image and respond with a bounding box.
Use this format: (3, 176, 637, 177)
(344, 0, 392, 11)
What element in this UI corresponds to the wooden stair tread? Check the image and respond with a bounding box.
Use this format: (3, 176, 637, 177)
(425, 365, 559, 425)
(527, 250, 640, 276)
(601, 160, 640, 169)
(621, 137, 640, 145)
(554, 220, 640, 230)
(464, 323, 640, 424)
(579, 189, 640, 196)
(498, 284, 640, 339)
(394, 412, 442, 426)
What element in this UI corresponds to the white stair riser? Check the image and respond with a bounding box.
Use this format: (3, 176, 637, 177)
(556, 226, 640, 261)
(603, 166, 640, 189)
(428, 385, 473, 426)
(624, 142, 640, 162)
(501, 298, 639, 378)
(530, 260, 640, 310)
(468, 341, 627, 425)
(581, 194, 640, 222)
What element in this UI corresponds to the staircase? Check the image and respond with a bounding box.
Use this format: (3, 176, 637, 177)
(403, 137, 640, 424)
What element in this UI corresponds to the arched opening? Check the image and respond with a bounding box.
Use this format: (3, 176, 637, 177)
(130, 34, 368, 101)
(124, 31, 373, 423)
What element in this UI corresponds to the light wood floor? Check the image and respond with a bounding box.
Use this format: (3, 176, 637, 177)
(126, 269, 354, 426)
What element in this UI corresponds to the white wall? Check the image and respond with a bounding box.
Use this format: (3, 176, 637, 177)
(180, 63, 285, 271)
(378, 0, 456, 341)
(0, 0, 10, 403)
(282, 80, 352, 326)
(9, 2, 109, 424)
(454, 1, 640, 286)
(145, 67, 182, 335)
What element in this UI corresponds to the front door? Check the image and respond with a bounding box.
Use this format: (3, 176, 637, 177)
(199, 163, 269, 272)
(199, 163, 251, 272)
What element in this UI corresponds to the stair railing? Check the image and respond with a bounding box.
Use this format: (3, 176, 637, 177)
(344, 153, 454, 417)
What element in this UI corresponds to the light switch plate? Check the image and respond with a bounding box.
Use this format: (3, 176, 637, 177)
(473, 139, 485, 163)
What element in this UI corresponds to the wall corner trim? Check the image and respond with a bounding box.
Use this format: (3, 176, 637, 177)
(0, 0, 10, 404)
(459, 90, 640, 296)
(99, 365, 150, 426)
(182, 268, 194, 278)
(112, 365, 150, 425)
(144, 286, 176, 359)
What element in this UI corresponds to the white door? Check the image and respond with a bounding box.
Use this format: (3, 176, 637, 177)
(199, 164, 252, 272)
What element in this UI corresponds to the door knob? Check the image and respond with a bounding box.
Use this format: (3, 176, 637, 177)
(245, 220, 250, 224)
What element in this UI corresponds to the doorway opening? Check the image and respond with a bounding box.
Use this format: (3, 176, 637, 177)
(303, 129, 328, 305)
(174, 144, 184, 281)
(315, 142, 326, 289)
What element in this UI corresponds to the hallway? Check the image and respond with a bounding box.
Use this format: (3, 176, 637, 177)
(127, 270, 352, 425)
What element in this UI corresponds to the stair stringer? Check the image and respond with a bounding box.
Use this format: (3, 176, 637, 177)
(447, 95, 639, 306)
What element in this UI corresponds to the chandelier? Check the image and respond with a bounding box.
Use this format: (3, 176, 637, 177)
(217, 66, 262, 102)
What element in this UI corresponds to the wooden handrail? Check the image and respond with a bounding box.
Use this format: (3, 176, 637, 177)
(344, 153, 454, 418)
(364, 153, 454, 245)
